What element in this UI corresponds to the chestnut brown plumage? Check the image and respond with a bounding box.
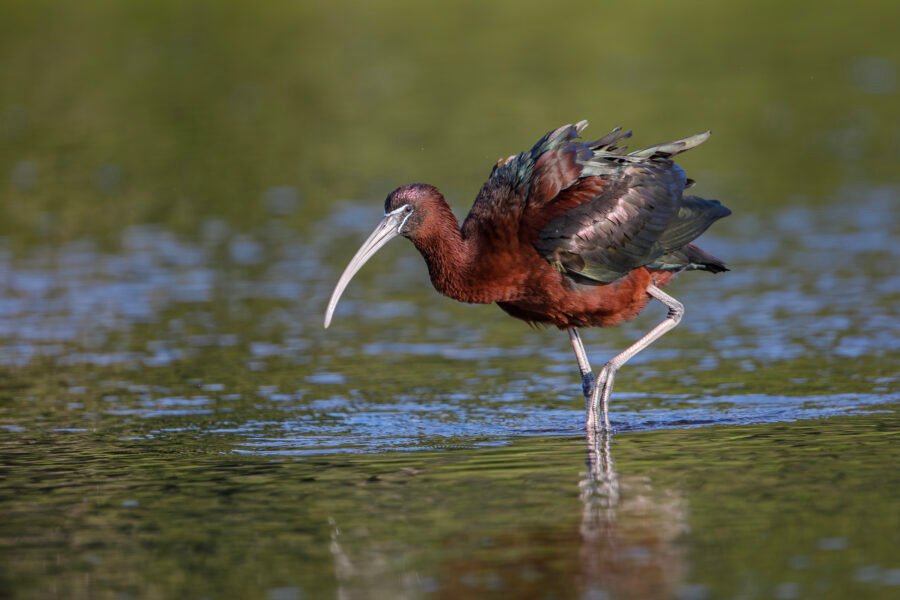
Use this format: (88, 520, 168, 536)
(324, 121, 731, 430)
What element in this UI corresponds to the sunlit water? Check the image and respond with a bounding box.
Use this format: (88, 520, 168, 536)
(1, 186, 897, 453)
(1, 182, 898, 598)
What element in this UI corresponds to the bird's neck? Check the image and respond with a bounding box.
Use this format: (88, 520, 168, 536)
(407, 202, 489, 304)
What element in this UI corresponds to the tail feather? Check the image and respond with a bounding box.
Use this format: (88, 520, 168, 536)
(647, 243, 729, 273)
(656, 195, 732, 253)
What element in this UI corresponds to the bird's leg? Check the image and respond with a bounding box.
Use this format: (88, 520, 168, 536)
(568, 327, 594, 399)
(589, 285, 684, 431)
(568, 327, 606, 432)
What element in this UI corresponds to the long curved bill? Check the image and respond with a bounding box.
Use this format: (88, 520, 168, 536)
(323, 208, 408, 328)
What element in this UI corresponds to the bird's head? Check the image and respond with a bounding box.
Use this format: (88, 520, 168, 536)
(382, 183, 441, 237)
(323, 183, 441, 328)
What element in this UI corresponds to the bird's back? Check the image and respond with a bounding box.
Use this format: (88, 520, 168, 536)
(464, 121, 730, 285)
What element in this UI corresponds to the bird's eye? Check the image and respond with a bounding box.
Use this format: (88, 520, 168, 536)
(405, 205, 413, 213)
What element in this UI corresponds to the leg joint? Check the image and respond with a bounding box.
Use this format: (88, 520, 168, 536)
(668, 299, 684, 323)
(648, 284, 684, 324)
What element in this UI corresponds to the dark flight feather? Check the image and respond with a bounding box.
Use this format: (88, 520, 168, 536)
(647, 243, 730, 273)
(463, 122, 728, 283)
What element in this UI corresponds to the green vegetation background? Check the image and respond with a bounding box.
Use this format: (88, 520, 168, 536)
(1, 0, 897, 248)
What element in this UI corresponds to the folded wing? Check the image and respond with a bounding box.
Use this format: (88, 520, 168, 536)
(463, 121, 730, 281)
(530, 124, 728, 282)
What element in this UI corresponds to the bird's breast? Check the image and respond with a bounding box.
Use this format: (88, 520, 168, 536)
(497, 267, 656, 329)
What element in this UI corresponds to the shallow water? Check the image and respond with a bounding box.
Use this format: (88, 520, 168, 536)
(1, 181, 897, 599)
(0, 189, 896, 455)
(1, 1, 899, 599)
(3, 416, 898, 599)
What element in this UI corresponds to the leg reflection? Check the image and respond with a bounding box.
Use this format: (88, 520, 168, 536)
(578, 429, 689, 599)
(581, 426, 620, 539)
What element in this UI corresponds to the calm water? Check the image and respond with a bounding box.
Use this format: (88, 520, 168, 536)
(1, 1, 899, 599)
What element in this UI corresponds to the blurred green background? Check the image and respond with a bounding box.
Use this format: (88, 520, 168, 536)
(2, 0, 897, 248)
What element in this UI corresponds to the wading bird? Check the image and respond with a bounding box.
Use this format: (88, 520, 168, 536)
(324, 121, 731, 430)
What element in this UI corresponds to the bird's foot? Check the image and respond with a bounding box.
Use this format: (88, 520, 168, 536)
(581, 372, 595, 399)
(591, 365, 611, 410)
(587, 364, 616, 432)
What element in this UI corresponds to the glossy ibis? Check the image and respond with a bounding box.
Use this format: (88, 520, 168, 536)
(324, 121, 731, 430)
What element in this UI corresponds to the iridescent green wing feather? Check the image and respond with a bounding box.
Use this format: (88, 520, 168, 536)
(535, 162, 684, 282)
(463, 122, 728, 281)
(533, 127, 720, 283)
(464, 121, 591, 229)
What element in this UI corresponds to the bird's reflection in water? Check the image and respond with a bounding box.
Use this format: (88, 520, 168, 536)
(580, 426, 620, 537)
(579, 428, 689, 599)
(325, 431, 689, 598)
